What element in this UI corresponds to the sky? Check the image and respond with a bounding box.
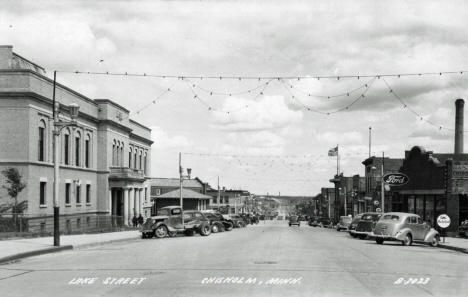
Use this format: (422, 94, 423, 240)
(1, 0, 468, 196)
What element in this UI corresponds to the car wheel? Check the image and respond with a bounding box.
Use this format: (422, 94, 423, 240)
(289, 224, 291, 227)
(358, 235, 367, 240)
(225, 222, 233, 231)
(375, 238, 384, 244)
(298, 224, 300, 227)
(237, 221, 243, 228)
(199, 223, 212, 236)
(337, 228, 340, 232)
(184, 230, 195, 236)
(212, 224, 219, 233)
(402, 234, 412, 246)
(154, 225, 168, 238)
(430, 235, 439, 247)
(142, 233, 147, 239)
(352, 234, 358, 238)
(168, 231, 177, 237)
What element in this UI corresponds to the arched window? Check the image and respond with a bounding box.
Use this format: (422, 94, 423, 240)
(116, 141, 121, 166)
(85, 134, 91, 168)
(63, 128, 70, 165)
(144, 152, 147, 175)
(38, 120, 46, 161)
(120, 143, 124, 167)
(112, 140, 116, 166)
(75, 131, 81, 166)
(139, 151, 142, 170)
(129, 147, 132, 168)
(134, 149, 137, 169)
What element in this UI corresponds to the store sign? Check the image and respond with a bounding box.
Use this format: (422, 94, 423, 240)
(453, 161, 468, 177)
(437, 214, 451, 228)
(383, 173, 409, 186)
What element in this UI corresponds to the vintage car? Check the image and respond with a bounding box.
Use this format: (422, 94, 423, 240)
(212, 212, 234, 231)
(239, 213, 252, 225)
(337, 216, 352, 231)
(289, 215, 300, 227)
(353, 213, 382, 239)
(222, 213, 246, 228)
(308, 216, 320, 227)
(370, 212, 440, 247)
(309, 217, 333, 228)
(458, 219, 468, 237)
(201, 211, 229, 233)
(277, 216, 284, 220)
(347, 214, 363, 237)
(140, 206, 212, 238)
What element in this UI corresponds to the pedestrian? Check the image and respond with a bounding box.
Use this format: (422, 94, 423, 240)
(138, 214, 144, 227)
(132, 216, 137, 228)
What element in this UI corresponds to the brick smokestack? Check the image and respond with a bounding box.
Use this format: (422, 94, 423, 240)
(455, 99, 465, 154)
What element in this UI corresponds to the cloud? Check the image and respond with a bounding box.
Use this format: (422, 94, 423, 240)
(211, 95, 303, 132)
(316, 131, 363, 146)
(150, 126, 192, 150)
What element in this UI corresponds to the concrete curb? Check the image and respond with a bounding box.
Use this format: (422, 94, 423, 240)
(72, 236, 141, 249)
(0, 245, 73, 265)
(0, 235, 142, 265)
(438, 243, 468, 254)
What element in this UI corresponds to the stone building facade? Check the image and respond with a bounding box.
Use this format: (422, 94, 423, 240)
(0, 45, 153, 231)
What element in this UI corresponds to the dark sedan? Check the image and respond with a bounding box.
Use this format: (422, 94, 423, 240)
(289, 215, 300, 227)
(347, 214, 363, 237)
(354, 213, 382, 239)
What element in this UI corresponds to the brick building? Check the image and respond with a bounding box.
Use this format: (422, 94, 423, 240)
(0, 45, 153, 231)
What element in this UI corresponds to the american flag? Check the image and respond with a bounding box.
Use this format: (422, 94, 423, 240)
(328, 147, 338, 157)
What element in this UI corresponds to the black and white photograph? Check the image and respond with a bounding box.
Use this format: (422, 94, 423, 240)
(1, 0, 468, 296)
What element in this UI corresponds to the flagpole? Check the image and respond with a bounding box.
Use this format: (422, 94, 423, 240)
(337, 144, 339, 176)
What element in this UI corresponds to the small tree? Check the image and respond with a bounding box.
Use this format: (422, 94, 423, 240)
(1, 167, 27, 214)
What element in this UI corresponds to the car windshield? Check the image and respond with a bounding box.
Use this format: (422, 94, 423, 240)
(290, 216, 298, 219)
(158, 209, 170, 216)
(351, 215, 362, 224)
(341, 218, 351, 222)
(361, 214, 379, 221)
(381, 214, 400, 221)
(193, 213, 204, 219)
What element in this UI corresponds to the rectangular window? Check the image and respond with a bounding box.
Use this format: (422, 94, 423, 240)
(213, 196, 217, 203)
(129, 152, 132, 167)
(86, 217, 90, 228)
(40, 222, 45, 233)
(75, 137, 80, 166)
(85, 140, 89, 168)
(38, 127, 44, 161)
(40, 182, 46, 205)
(77, 218, 81, 230)
(134, 153, 137, 168)
(224, 196, 229, 204)
(86, 184, 91, 204)
(66, 220, 71, 232)
(64, 134, 69, 165)
(76, 185, 81, 204)
(65, 183, 71, 204)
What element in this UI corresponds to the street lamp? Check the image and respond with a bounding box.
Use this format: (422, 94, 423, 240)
(179, 153, 191, 227)
(372, 164, 385, 213)
(53, 101, 82, 246)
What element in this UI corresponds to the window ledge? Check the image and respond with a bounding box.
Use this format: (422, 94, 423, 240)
(86, 203, 91, 206)
(76, 204, 82, 207)
(39, 205, 47, 208)
(65, 204, 72, 207)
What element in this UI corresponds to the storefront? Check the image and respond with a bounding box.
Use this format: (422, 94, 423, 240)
(392, 146, 468, 236)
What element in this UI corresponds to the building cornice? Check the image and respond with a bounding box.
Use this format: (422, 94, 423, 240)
(130, 132, 154, 145)
(129, 119, 152, 132)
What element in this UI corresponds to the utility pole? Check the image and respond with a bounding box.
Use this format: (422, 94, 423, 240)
(381, 151, 385, 213)
(217, 176, 220, 212)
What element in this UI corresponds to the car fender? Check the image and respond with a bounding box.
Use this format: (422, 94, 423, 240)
(423, 229, 440, 243)
(394, 228, 412, 241)
(151, 221, 168, 231)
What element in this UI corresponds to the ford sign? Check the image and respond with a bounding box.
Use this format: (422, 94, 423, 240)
(383, 173, 409, 186)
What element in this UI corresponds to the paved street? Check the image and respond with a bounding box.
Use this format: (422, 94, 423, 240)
(1, 221, 467, 297)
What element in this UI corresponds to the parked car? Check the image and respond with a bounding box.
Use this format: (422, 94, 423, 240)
(337, 216, 352, 231)
(140, 206, 211, 238)
(458, 219, 468, 237)
(277, 216, 284, 220)
(201, 211, 229, 233)
(259, 214, 265, 220)
(318, 217, 333, 228)
(238, 213, 252, 225)
(308, 216, 321, 227)
(223, 214, 246, 228)
(212, 212, 234, 231)
(354, 213, 382, 239)
(347, 214, 363, 237)
(370, 212, 440, 247)
(289, 215, 300, 227)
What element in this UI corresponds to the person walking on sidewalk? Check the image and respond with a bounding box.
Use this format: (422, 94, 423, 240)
(132, 216, 138, 228)
(138, 214, 144, 227)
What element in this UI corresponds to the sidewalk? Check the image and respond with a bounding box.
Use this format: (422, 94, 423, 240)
(0, 230, 141, 264)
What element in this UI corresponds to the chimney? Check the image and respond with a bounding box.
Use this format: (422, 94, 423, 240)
(455, 99, 465, 154)
(0, 45, 13, 69)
